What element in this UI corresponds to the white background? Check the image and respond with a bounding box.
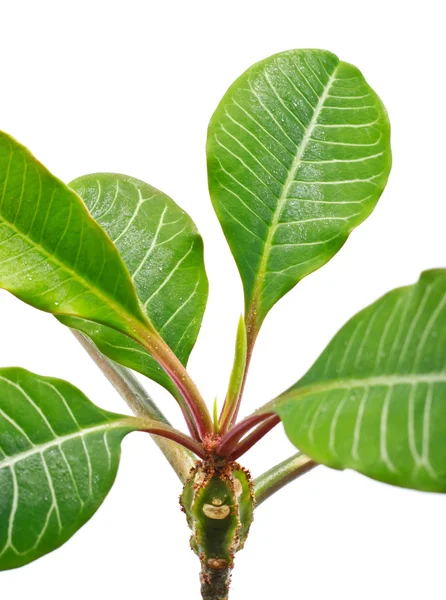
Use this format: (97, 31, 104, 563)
(0, 1, 445, 598)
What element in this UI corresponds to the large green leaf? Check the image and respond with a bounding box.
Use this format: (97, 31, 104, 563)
(269, 270, 446, 492)
(59, 174, 208, 396)
(0, 132, 146, 337)
(0, 367, 140, 570)
(0, 135, 211, 435)
(207, 49, 391, 333)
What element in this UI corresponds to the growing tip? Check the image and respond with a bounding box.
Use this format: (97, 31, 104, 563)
(213, 397, 220, 434)
(219, 315, 248, 432)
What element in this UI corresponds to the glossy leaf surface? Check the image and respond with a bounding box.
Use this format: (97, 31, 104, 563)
(0, 368, 139, 570)
(61, 174, 208, 394)
(270, 270, 446, 492)
(207, 49, 391, 331)
(0, 135, 211, 435)
(0, 133, 146, 336)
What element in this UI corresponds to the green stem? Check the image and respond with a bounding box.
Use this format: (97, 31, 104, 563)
(254, 452, 318, 505)
(72, 330, 196, 483)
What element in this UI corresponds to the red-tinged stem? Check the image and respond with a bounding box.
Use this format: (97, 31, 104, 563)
(228, 415, 280, 461)
(177, 399, 201, 441)
(137, 420, 208, 459)
(215, 411, 273, 457)
(72, 330, 196, 482)
(133, 325, 213, 440)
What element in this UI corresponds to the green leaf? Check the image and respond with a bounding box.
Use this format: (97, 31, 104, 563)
(59, 173, 208, 395)
(219, 315, 247, 429)
(0, 133, 212, 436)
(207, 49, 391, 334)
(0, 367, 140, 570)
(269, 270, 446, 492)
(0, 132, 147, 337)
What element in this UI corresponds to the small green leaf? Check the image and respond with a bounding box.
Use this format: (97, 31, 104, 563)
(269, 270, 446, 492)
(59, 174, 208, 395)
(207, 49, 391, 335)
(0, 367, 140, 570)
(0, 132, 146, 337)
(219, 315, 247, 430)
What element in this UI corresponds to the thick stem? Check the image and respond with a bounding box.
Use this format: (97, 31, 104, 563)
(254, 452, 318, 505)
(200, 565, 231, 600)
(72, 330, 196, 482)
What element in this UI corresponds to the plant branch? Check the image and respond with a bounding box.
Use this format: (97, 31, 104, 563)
(253, 452, 318, 505)
(134, 419, 208, 459)
(215, 411, 273, 456)
(134, 325, 213, 439)
(229, 415, 280, 460)
(72, 330, 197, 482)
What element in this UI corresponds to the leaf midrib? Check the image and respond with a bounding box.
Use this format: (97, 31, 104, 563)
(0, 419, 135, 470)
(273, 372, 446, 408)
(249, 63, 340, 316)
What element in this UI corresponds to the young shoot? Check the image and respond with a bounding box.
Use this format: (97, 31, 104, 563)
(0, 49, 444, 599)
